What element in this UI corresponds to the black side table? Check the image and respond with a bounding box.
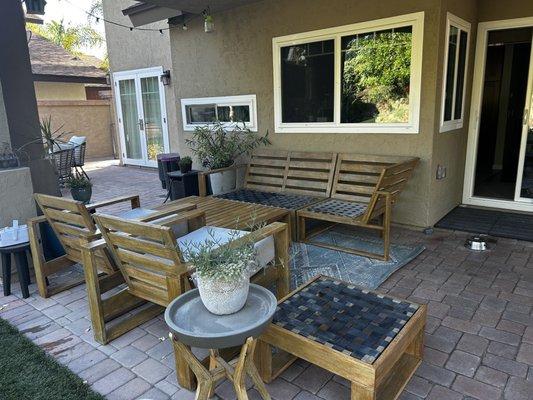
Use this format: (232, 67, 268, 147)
(167, 170, 201, 201)
(1, 242, 31, 298)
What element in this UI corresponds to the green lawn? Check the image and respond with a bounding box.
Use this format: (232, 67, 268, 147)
(0, 318, 105, 400)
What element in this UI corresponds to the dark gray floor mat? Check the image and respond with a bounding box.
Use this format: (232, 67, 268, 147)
(435, 206, 533, 242)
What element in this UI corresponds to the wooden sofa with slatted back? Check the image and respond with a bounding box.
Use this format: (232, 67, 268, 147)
(297, 154, 419, 260)
(199, 149, 337, 239)
(29, 193, 195, 344)
(89, 211, 290, 390)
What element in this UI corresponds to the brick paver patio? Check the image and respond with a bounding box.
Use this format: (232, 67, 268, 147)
(1, 160, 532, 400)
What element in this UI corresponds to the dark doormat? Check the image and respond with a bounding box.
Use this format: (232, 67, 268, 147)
(435, 206, 533, 241)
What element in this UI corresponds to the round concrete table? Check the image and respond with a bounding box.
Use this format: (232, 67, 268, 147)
(165, 284, 276, 400)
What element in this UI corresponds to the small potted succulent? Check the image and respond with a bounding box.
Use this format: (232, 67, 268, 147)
(66, 173, 92, 204)
(179, 156, 193, 173)
(181, 230, 258, 315)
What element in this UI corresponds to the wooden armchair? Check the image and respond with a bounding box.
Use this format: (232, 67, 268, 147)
(89, 211, 290, 390)
(29, 193, 195, 344)
(297, 154, 419, 260)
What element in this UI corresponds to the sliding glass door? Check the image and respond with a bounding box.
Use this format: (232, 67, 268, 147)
(114, 67, 169, 167)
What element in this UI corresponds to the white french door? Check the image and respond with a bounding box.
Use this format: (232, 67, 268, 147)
(463, 17, 533, 211)
(114, 67, 170, 167)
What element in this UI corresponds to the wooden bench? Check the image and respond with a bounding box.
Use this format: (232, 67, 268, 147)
(200, 150, 337, 239)
(297, 154, 419, 260)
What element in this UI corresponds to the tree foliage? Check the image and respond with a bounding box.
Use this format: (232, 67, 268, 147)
(342, 31, 412, 122)
(28, 20, 103, 55)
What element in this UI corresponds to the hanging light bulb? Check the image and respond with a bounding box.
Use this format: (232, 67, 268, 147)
(159, 29, 164, 35)
(182, 23, 188, 31)
(203, 9, 214, 33)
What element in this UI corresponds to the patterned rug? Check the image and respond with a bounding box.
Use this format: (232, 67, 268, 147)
(290, 227, 425, 290)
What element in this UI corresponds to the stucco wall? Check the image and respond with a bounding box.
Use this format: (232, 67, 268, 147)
(0, 167, 36, 227)
(478, 0, 533, 23)
(102, 0, 180, 161)
(427, 0, 478, 225)
(34, 81, 87, 101)
(0, 81, 10, 147)
(37, 100, 115, 159)
(166, 0, 443, 227)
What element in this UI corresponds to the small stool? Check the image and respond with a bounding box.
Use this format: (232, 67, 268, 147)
(1, 242, 31, 298)
(165, 284, 277, 400)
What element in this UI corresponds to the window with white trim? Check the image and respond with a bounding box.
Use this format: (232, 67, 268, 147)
(273, 12, 424, 134)
(440, 13, 470, 133)
(180, 95, 258, 131)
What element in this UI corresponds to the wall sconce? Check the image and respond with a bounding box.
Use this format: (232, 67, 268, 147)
(160, 70, 171, 86)
(105, 73, 111, 85)
(25, 0, 47, 15)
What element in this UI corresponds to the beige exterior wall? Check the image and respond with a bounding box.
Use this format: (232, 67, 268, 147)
(34, 81, 87, 101)
(37, 100, 115, 159)
(478, 0, 533, 23)
(0, 167, 36, 228)
(167, 0, 442, 227)
(102, 0, 179, 161)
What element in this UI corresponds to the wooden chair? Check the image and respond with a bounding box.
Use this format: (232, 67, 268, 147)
(29, 193, 194, 344)
(297, 154, 419, 260)
(200, 149, 337, 239)
(89, 211, 290, 390)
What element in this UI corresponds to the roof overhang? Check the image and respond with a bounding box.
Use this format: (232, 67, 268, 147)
(33, 74, 107, 85)
(122, 2, 182, 27)
(122, 0, 263, 26)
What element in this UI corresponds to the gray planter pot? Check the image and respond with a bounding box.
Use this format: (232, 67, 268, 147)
(209, 166, 236, 195)
(71, 187, 92, 204)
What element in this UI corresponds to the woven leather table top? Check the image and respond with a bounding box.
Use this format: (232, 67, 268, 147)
(216, 189, 320, 210)
(273, 276, 419, 364)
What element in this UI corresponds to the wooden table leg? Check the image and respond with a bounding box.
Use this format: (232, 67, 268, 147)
(241, 338, 271, 400)
(174, 340, 213, 400)
(171, 335, 197, 391)
(255, 340, 273, 383)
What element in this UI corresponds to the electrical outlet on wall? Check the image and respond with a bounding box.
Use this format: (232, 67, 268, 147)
(436, 165, 447, 180)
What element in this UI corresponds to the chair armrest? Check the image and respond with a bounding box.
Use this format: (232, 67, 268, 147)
(87, 194, 141, 211)
(197, 164, 247, 197)
(27, 215, 47, 227)
(81, 238, 107, 252)
(138, 202, 197, 223)
(151, 209, 206, 229)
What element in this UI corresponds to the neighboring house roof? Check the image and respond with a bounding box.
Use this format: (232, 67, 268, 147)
(27, 31, 107, 84)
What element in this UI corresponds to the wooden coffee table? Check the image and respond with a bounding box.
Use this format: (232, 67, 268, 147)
(156, 196, 291, 233)
(256, 276, 427, 400)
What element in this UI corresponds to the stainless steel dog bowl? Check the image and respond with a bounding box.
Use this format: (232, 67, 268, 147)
(465, 235, 491, 251)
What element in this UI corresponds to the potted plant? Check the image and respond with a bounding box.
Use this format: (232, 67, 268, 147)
(66, 173, 92, 204)
(186, 122, 270, 194)
(181, 230, 258, 315)
(179, 156, 193, 173)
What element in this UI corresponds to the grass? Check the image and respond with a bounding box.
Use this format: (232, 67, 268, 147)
(0, 318, 105, 400)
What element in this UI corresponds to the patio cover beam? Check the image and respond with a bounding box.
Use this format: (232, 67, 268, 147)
(122, 2, 183, 27)
(132, 0, 264, 15)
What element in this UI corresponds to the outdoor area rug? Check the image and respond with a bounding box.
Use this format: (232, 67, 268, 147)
(435, 206, 533, 242)
(0, 318, 104, 400)
(289, 227, 425, 290)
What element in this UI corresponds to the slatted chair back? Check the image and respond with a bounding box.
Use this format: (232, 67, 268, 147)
(34, 194, 115, 274)
(284, 152, 337, 197)
(367, 157, 419, 220)
(94, 214, 188, 307)
(244, 149, 289, 193)
(244, 149, 337, 197)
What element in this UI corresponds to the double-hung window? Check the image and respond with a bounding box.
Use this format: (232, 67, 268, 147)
(273, 12, 424, 134)
(181, 95, 258, 131)
(440, 13, 470, 132)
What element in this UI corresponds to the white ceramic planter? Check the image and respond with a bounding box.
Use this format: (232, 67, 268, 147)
(197, 274, 250, 315)
(209, 168, 236, 195)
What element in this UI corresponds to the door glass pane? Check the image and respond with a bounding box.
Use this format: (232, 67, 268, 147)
(341, 26, 412, 123)
(520, 92, 533, 198)
(444, 26, 458, 122)
(119, 79, 142, 160)
(140, 76, 164, 161)
(281, 40, 334, 122)
(454, 30, 468, 120)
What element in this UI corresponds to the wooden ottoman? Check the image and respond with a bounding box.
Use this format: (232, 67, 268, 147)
(256, 276, 426, 400)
